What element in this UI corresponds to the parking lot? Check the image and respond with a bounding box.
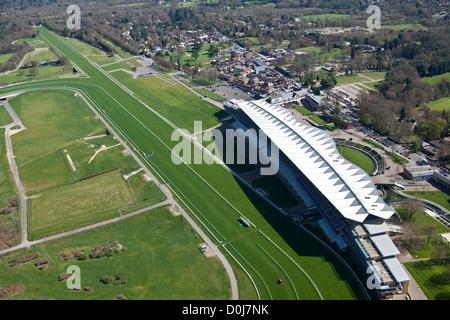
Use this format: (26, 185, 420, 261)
(209, 84, 251, 101)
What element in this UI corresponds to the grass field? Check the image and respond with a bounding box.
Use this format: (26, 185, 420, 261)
(0, 63, 76, 85)
(23, 48, 56, 65)
(427, 97, 450, 112)
(404, 260, 450, 300)
(337, 146, 374, 174)
(9, 90, 104, 193)
(0, 27, 368, 300)
(111, 71, 224, 132)
(0, 206, 230, 300)
(0, 105, 13, 126)
(29, 170, 135, 233)
(0, 53, 14, 64)
(381, 23, 427, 31)
(294, 105, 314, 116)
(422, 72, 450, 85)
(8, 89, 165, 239)
(403, 190, 450, 212)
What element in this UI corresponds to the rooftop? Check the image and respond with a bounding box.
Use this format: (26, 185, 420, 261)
(234, 99, 395, 223)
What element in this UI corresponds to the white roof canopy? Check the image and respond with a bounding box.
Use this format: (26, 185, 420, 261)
(236, 99, 395, 223)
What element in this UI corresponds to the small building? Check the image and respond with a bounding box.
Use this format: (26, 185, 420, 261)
(303, 94, 326, 111)
(403, 165, 434, 181)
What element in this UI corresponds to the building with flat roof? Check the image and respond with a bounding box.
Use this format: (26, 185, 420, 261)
(223, 99, 409, 299)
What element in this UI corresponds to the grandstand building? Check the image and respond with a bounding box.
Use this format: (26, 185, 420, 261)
(223, 99, 410, 299)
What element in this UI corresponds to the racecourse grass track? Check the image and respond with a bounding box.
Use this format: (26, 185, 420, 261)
(0, 27, 368, 300)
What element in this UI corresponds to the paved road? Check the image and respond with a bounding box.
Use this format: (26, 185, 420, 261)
(0, 101, 28, 246)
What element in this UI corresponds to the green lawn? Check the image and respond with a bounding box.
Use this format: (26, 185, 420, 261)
(102, 38, 133, 59)
(0, 105, 13, 126)
(337, 146, 374, 174)
(403, 191, 450, 212)
(422, 72, 450, 85)
(29, 170, 135, 234)
(23, 48, 56, 65)
(381, 23, 427, 31)
(294, 105, 314, 116)
(0, 206, 231, 300)
(9, 90, 104, 193)
(0, 129, 17, 209)
(405, 260, 450, 300)
(336, 74, 368, 85)
(0, 53, 14, 64)
(111, 71, 224, 132)
(0, 63, 76, 85)
(87, 55, 118, 66)
(427, 97, 450, 112)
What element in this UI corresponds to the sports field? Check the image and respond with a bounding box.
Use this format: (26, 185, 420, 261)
(0, 27, 367, 300)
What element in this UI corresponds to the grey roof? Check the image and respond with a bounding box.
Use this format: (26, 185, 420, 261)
(383, 257, 410, 283)
(370, 234, 400, 257)
(363, 220, 392, 236)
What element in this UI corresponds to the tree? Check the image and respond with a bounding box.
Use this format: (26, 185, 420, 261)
(422, 224, 437, 245)
(29, 66, 38, 76)
(207, 43, 218, 58)
(402, 198, 424, 221)
(58, 55, 69, 66)
(192, 49, 199, 61)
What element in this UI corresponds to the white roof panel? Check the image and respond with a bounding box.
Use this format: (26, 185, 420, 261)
(236, 99, 395, 223)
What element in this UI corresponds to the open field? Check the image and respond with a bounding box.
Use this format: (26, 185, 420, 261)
(9, 90, 104, 193)
(23, 48, 56, 65)
(0, 53, 14, 64)
(381, 23, 427, 31)
(404, 260, 450, 300)
(8, 89, 164, 239)
(403, 190, 450, 212)
(427, 97, 450, 112)
(0, 63, 76, 85)
(0, 26, 367, 300)
(422, 72, 450, 85)
(111, 70, 225, 131)
(0, 105, 13, 126)
(29, 170, 135, 233)
(0, 206, 230, 300)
